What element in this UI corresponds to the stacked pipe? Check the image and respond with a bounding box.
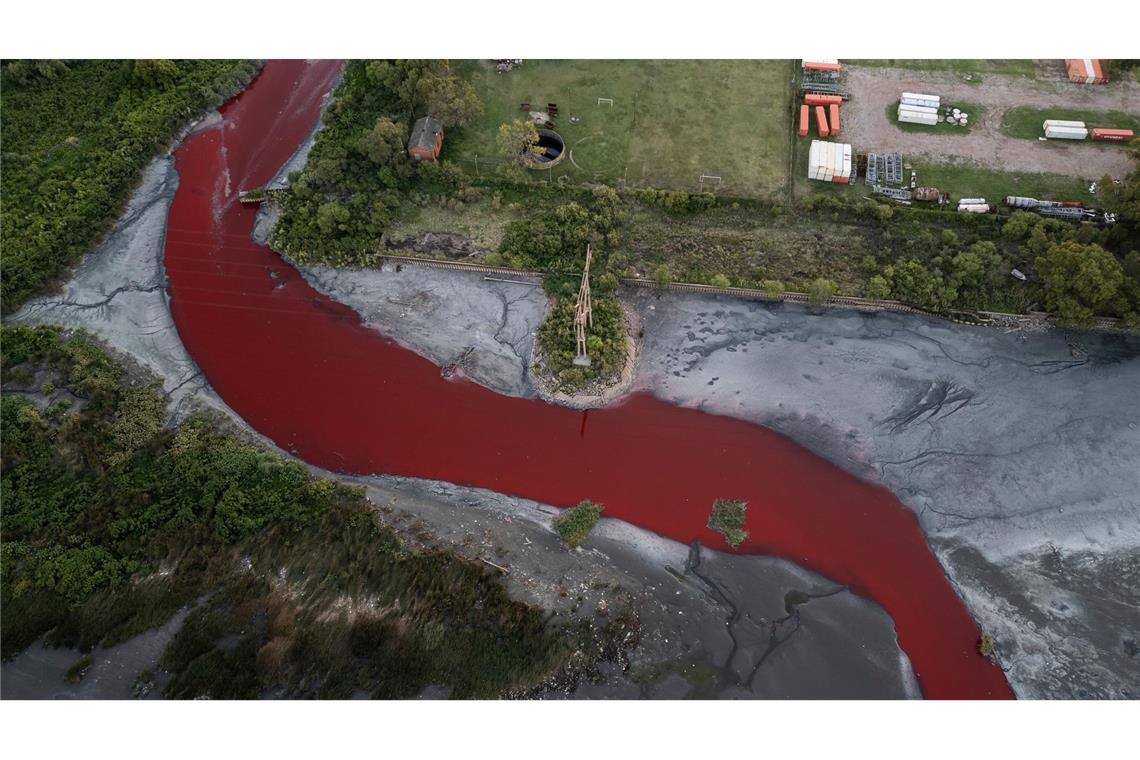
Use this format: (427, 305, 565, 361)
(898, 92, 940, 126)
(958, 197, 990, 214)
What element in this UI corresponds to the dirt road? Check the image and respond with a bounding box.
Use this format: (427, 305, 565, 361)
(842, 64, 1140, 179)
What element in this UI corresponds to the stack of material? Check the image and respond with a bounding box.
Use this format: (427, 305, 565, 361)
(958, 197, 990, 213)
(803, 59, 841, 72)
(898, 92, 940, 126)
(1043, 119, 1089, 140)
(1064, 59, 1108, 84)
(807, 140, 852, 183)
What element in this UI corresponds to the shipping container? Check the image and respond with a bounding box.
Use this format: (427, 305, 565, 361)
(1045, 126, 1089, 140)
(900, 92, 940, 108)
(815, 106, 830, 138)
(899, 103, 939, 116)
(829, 103, 841, 135)
(798, 104, 809, 137)
(1043, 119, 1087, 129)
(808, 140, 852, 182)
(804, 93, 843, 106)
(803, 59, 841, 71)
(1065, 59, 1108, 84)
(959, 198, 986, 206)
(898, 109, 939, 126)
(1091, 128, 1134, 142)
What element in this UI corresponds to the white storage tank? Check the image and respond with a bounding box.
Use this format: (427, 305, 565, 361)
(958, 198, 987, 206)
(958, 203, 990, 214)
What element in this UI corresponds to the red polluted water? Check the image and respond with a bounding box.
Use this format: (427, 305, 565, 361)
(164, 60, 1013, 699)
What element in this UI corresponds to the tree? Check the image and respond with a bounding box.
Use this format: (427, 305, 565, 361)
(654, 264, 673, 290)
(807, 278, 837, 303)
(496, 120, 541, 181)
(416, 71, 482, 127)
(552, 500, 604, 548)
(710, 273, 731, 288)
(1035, 241, 1124, 324)
(864, 275, 891, 300)
(132, 60, 181, 89)
(317, 202, 351, 236)
(885, 259, 939, 307)
(355, 117, 406, 166)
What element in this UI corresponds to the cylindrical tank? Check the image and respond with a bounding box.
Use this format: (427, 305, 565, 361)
(958, 204, 990, 214)
(959, 198, 987, 206)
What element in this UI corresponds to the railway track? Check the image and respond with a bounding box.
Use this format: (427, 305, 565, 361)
(375, 253, 1127, 332)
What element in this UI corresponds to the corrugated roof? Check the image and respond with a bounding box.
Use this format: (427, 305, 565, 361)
(409, 116, 442, 151)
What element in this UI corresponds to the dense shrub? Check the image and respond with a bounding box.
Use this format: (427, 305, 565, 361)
(707, 499, 748, 547)
(553, 500, 605, 549)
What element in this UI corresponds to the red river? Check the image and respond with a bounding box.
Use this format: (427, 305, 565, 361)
(164, 60, 1013, 699)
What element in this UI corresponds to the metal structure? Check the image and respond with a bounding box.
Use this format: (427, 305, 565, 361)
(573, 245, 594, 367)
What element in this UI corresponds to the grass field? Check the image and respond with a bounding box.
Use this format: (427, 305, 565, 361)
(448, 60, 794, 199)
(1000, 105, 1140, 142)
(850, 59, 1037, 79)
(885, 100, 983, 135)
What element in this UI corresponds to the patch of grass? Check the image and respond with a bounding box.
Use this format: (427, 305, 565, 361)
(851, 59, 1036, 79)
(909, 159, 1098, 205)
(1000, 105, 1140, 142)
(707, 499, 748, 548)
(885, 100, 983, 135)
(449, 60, 793, 199)
(552, 500, 604, 549)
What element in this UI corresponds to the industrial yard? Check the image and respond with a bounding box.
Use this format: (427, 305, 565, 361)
(799, 61, 1139, 205)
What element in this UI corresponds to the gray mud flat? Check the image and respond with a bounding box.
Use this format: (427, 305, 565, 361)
(0, 608, 190, 700)
(626, 291, 1140, 699)
(352, 475, 920, 699)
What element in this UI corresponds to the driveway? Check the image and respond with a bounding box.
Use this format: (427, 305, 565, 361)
(841, 64, 1140, 180)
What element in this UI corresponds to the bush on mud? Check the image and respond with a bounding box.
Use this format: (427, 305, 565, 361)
(553, 500, 605, 549)
(707, 499, 748, 548)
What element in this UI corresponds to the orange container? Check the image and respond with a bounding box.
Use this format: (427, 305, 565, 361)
(814, 106, 829, 138)
(798, 104, 809, 137)
(805, 93, 842, 106)
(829, 103, 840, 135)
(831, 176, 849, 184)
(1091, 127, 1133, 142)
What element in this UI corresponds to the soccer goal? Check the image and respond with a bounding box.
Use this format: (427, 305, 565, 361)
(597, 97, 614, 107)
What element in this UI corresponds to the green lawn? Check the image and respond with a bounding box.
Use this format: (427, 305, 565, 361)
(850, 59, 1037, 78)
(1000, 105, 1140, 142)
(448, 60, 794, 200)
(886, 100, 983, 135)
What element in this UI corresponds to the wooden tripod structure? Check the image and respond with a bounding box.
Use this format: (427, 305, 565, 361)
(573, 244, 594, 367)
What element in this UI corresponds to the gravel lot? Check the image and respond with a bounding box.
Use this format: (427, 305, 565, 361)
(841, 64, 1140, 179)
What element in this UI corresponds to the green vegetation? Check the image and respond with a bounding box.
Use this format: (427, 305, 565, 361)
(448, 59, 793, 199)
(807, 278, 837, 303)
(65, 654, 93, 683)
(0, 325, 598, 698)
(707, 500, 748, 547)
(851, 59, 1036, 79)
(886, 100, 983, 135)
(271, 60, 481, 267)
(0, 59, 261, 312)
(1001, 105, 1140, 142)
(553, 500, 605, 549)
(1035, 241, 1124, 324)
(978, 633, 995, 658)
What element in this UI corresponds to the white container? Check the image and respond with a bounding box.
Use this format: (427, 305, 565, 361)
(898, 111, 939, 126)
(899, 103, 939, 115)
(1045, 126, 1089, 140)
(901, 92, 940, 108)
(958, 203, 990, 214)
(959, 198, 986, 206)
(1043, 119, 1087, 129)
